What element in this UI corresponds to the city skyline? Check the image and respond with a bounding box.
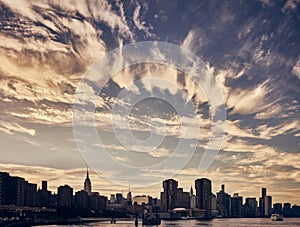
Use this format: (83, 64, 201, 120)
(0, 168, 298, 207)
(0, 0, 299, 207)
(1, 169, 300, 220)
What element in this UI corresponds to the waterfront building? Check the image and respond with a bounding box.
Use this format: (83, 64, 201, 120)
(195, 178, 212, 218)
(9, 176, 25, 206)
(177, 188, 190, 209)
(25, 182, 37, 207)
(75, 190, 89, 208)
(264, 195, 272, 216)
(0, 172, 10, 205)
(37, 180, 51, 207)
(273, 203, 283, 214)
(160, 179, 178, 212)
(211, 193, 218, 217)
(231, 193, 243, 217)
(283, 203, 292, 217)
(57, 184, 73, 207)
(259, 187, 266, 216)
(244, 198, 257, 217)
(216, 184, 231, 217)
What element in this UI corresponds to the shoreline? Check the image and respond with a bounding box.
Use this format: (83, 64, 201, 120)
(1, 218, 113, 227)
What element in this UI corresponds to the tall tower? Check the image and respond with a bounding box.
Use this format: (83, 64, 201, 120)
(160, 179, 178, 212)
(84, 167, 92, 195)
(259, 187, 267, 216)
(195, 178, 212, 218)
(216, 184, 231, 217)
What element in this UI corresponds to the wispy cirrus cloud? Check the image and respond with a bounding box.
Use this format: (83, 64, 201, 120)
(0, 120, 36, 136)
(133, 2, 155, 38)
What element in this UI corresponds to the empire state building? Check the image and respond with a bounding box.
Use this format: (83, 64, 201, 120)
(84, 168, 92, 195)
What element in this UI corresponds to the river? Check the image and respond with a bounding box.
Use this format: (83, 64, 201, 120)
(37, 218, 300, 226)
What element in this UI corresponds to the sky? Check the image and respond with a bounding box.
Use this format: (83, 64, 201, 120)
(0, 0, 300, 204)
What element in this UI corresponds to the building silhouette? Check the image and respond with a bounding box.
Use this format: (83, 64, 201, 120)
(292, 205, 300, 217)
(264, 195, 272, 216)
(231, 193, 243, 217)
(244, 198, 257, 217)
(9, 176, 25, 206)
(2, 170, 300, 219)
(89, 192, 107, 211)
(259, 188, 272, 217)
(37, 180, 51, 207)
(195, 178, 212, 218)
(75, 190, 89, 208)
(116, 193, 123, 203)
(283, 203, 292, 217)
(176, 188, 190, 209)
(160, 179, 178, 212)
(259, 187, 267, 216)
(0, 172, 37, 207)
(0, 172, 10, 205)
(273, 203, 283, 214)
(84, 168, 92, 195)
(57, 184, 73, 207)
(216, 184, 231, 217)
(211, 193, 217, 216)
(25, 182, 37, 207)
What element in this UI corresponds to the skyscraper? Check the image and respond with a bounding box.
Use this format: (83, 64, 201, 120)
(37, 180, 51, 207)
(262, 188, 266, 198)
(84, 168, 92, 195)
(160, 179, 178, 212)
(259, 187, 272, 216)
(25, 182, 37, 207)
(0, 172, 10, 205)
(244, 198, 257, 217)
(195, 178, 212, 218)
(273, 203, 283, 214)
(42, 181, 47, 191)
(75, 190, 89, 208)
(1, 172, 37, 207)
(264, 195, 272, 216)
(216, 184, 231, 217)
(231, 193, 243, 217)
(283, 203, 292, 217)
(9, 176, 25, 206)
(259, 187, 267, 216)
(176, 188, 190, 208)
(57, 184, 73, 207)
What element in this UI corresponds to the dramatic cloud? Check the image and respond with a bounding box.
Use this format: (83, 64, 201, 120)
(0, 0, 299, 203)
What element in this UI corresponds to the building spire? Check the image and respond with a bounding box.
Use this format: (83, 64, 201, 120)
(86, 166, 89, 179)
(84, 166, 92, 195)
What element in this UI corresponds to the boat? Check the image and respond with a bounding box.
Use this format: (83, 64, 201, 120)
(271, 214, 283, 221)
(142, 210, 161, 225)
